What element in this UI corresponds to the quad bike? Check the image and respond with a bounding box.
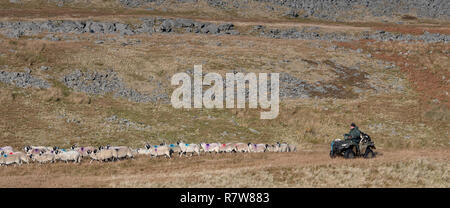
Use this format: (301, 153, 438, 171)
(330, 132, 376, 159)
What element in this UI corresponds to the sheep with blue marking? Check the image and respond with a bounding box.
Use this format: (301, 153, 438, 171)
(0, 151, 22, 166)
(177, 141, 200, 157)
(148, 144, 173, 158)
(0, 146, 14, 154)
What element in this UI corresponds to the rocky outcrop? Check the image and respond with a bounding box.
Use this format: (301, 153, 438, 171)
(62, 69, 168, 103)
(256, 0, 450, 21)
(0, 18, 238, 38)
(116, 0, 449, 21)
(0, 70, 51, 89)
(255, 26, 449, 43)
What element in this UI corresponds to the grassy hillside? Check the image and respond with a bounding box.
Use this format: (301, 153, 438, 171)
(0, 0, 448, 187)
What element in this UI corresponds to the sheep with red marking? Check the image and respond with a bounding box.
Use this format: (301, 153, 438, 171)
(0, 151, 22, 166)
(0, 146, 14, 154)
(219, 143, 235, 153)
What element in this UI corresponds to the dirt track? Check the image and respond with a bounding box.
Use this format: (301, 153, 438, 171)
(0, 147, 448, 187)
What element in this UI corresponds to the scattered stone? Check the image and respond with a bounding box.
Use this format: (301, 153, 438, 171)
(0, 18, 238, 39)
(248, 128, 260, 135)
(105, 115, 152, 131)
(62, 69, 168, 103)
(0, 70, 51, 89)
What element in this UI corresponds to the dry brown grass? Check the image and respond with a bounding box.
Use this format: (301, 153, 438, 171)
(0, 4, 448, 187)
(0, 148, 447, 187)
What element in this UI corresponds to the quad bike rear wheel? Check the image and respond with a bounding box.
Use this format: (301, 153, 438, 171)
(344, 149, 355, 159)
(364, 148, 375, 158)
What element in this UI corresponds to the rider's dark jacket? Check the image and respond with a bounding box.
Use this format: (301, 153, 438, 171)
(345, 126, 361, 140)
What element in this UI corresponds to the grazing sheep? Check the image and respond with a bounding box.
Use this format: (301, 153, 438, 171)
(248, 143, 267, 153)
(136, 148, 152, 155)
(30, 151, 55, 163)
(234, 143, 249, 153)
(24, 146, 53, 154)
(71, 145, 96, 158)
(200, 143, 220, 154)
(168, 144, 181, 155)
(111, 146, 134, 160)
(219, 143, 236, 153)
(0, 151, 22, 165)
(12, 151, 29, 164)
(88, 149, 117, 163)
(148, 145, 172, 158)
(0, 146, 14, 154)
(54, 149, 81, 163)
(177, 141, 200, 157)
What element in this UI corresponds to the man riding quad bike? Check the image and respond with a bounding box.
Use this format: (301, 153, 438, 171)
(330, 123, 376, 159)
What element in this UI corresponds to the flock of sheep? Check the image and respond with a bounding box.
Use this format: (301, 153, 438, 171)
(0, 142, 297, 165)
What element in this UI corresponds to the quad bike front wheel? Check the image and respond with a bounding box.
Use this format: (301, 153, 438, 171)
(329, 151, 336, 158)
(364, 148, 375, 159)
(344, 149, 355, 159)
